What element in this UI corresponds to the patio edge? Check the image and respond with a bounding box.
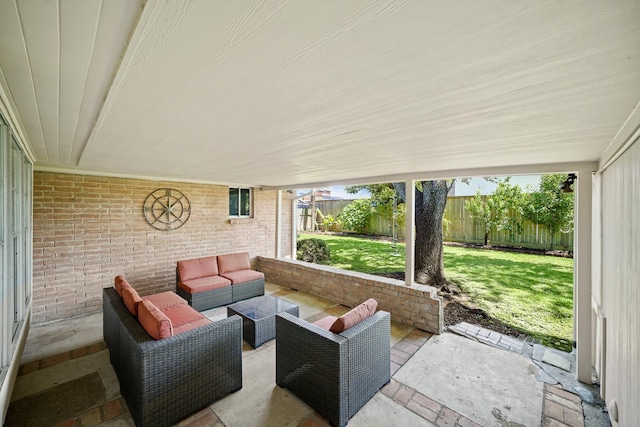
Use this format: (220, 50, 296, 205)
(257, 257, 443, 334)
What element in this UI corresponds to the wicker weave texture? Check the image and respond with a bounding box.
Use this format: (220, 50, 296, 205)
(176, 285, 233, 311)
(175, 278, 264, 312)
(276, 311, 391, 427)
(231, 278, 265, 302)
(103, 288, 243, 427)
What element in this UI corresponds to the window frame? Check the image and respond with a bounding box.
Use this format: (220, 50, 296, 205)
(229, 187, 252, 218)
(0, 112, 32, 368)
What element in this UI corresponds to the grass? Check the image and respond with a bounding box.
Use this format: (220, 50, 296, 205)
(298, 233, 574, 351)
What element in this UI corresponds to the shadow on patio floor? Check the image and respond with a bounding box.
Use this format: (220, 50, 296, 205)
(8, 282, 607, 427)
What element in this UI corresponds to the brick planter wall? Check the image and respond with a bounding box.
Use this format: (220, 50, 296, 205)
(32, 172, 292, 324)
(257, 257, 443, 334)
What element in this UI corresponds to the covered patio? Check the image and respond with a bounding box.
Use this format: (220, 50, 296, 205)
(10, 281, 596, 427)
(1, 1, 639, 426)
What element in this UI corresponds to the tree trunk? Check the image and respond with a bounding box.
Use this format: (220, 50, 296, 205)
(484, 231, 489, 246)
(309, 191, 316, 232)
(395, 181, 452, 287)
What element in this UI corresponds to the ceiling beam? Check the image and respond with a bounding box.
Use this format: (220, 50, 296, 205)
(262, 161, 599, 191)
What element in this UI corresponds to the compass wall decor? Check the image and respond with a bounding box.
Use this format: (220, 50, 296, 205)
(143, 188, 191, 231)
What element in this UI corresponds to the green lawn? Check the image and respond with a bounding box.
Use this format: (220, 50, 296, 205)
(298, 233, 574, 351)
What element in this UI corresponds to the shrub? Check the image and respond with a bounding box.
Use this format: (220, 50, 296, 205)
(322, 214, 341, 232)
(338, 199, 372, 234)
(297, 238, 331, 264)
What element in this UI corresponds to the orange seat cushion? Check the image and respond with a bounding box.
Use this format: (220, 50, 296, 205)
(222, 269, 264, 285)
(160, 304, 211, 336)
(178, 276, 231, 294)
(143, 291, 187, 309)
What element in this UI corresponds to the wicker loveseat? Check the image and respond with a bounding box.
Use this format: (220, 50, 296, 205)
(103, 285, 243, 427)
(176, 252, 265, 311)
(275, 301, 391, 427)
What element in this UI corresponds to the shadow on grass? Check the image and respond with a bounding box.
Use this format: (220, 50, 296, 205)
(300, 234, 574, 351)
(444, 250, 574, 351)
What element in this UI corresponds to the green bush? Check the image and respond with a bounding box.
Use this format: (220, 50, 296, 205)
(338, 199, 372, 234)
(297, 238, 331, 264)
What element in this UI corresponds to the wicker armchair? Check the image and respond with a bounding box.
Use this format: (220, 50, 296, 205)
(275, 311, 391, 427)
(103, 288, 243, 427)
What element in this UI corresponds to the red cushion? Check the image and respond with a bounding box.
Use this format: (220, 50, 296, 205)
(177, 256, 218, 281)
(330, 298, 378, 333)
(122, 286, 143, 316)
(114, 275, 130, 297)
(143, 291, 187, 308)
(178, 276, 231, 294)
(160, 303, 207, 327)
(138, 300, 173, 340)
(217, 252, 251, 274)
(172, 318, 212, 335)
(222, 269, 264, 285)
(313, 315, 338, 331)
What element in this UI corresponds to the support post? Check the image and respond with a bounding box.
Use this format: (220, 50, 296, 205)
(291, 196, 298, 260)
(405, 180, 415, 286)
(276, 190, 282, 258)
(575, 171, 593, 383)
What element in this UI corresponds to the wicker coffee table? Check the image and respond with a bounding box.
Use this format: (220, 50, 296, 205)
(227, 294, 299, 348)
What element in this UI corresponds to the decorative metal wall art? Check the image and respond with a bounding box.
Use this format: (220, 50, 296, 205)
(143, 188, 191, 231)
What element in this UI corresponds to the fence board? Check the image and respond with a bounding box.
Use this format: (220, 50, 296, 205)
(302, 197, 573, 251)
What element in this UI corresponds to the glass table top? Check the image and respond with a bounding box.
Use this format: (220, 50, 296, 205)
(227, 294, 298, 321)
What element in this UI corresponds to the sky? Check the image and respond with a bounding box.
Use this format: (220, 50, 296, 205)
(453, 175, 540, 196)
(321, 175, 541, 199)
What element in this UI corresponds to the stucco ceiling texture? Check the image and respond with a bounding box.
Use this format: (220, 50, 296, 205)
(1, 1, 639, 188)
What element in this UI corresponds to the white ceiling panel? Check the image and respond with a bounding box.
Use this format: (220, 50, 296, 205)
(15, 0, 59, 162)
(58, 0, 102, 165)
(0, 0, 47, 158)
(1, 0, 639, 187)
(68, 0, 143, 165)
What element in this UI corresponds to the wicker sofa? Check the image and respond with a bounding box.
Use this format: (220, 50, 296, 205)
(275, 304, 391, 427)
(176, 252, 265, 311)
(103, 285, 243, 427)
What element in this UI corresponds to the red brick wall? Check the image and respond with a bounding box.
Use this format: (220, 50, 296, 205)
(32, 172, 292, 324)
(257, 256, 443, 333)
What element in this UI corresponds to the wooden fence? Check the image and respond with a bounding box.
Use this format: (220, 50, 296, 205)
(299, 196, 573, 251)
(444, 196, 573, 251)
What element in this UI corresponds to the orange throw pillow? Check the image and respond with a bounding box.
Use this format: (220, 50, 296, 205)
(114, 275, 130, 297)
(122, 286, 143, 316)
(330, 298, 378, 333)
(138, 300, 173, 340)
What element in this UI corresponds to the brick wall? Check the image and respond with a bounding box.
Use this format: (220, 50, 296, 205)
(32, 172, 292, 324)
(257, 257, 443, 334)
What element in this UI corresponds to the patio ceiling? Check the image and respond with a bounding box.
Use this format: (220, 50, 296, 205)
(1, 1, 639, 188)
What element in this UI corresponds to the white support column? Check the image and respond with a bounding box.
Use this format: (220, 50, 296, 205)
(405, 180, 415, 286)
(575, 171, 593, 383)
(276, 190, 282, 258)
(291, 197, 298, 260)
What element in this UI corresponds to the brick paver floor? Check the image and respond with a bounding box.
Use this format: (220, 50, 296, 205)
(25, 323, 588, 427)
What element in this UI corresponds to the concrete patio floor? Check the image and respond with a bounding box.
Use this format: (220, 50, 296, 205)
(9, 282, 603, 427)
